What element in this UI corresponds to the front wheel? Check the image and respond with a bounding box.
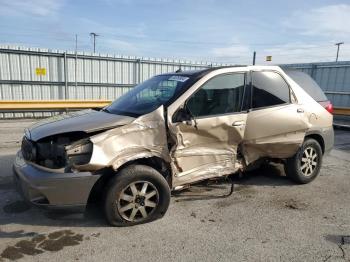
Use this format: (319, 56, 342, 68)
(104, 165, 171, 226)
(284, 138, 323, 184)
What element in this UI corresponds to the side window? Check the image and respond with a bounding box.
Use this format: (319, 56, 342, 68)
(252, 71, 290, 109)
(187, 73, 245, 117)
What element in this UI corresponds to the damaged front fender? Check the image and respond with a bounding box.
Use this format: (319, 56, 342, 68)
(76, 106, 170, 171)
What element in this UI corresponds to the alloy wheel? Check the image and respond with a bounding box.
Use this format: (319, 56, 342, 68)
(117, 181, 159, 222)
(300, 146, 319, 177)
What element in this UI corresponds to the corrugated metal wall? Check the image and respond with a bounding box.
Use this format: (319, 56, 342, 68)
(1, 46, 349, 118)
(282, 61, 350, 108)
(0, 46, 227, 118)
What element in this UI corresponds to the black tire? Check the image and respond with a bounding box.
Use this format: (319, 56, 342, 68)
(284, 138, 323, 184)
(104, 165, 170, 226)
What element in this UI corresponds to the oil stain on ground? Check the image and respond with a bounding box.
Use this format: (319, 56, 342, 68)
(0, 230, 85, 260)
(283, 199, 308, 210)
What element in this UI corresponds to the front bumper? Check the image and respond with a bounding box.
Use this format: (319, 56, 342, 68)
(13, 151, 101, 209)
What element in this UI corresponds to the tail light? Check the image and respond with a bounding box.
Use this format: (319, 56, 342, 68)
(319, 101, 333, 114)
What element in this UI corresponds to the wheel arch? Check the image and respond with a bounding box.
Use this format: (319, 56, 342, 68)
(87, 157, 172, 204)
(305, 132, 325, 154)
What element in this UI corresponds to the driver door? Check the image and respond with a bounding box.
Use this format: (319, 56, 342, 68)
(167, 72, 248, 187)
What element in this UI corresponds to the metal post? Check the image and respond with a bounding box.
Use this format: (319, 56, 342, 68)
(75, 34, 78, 90)
(252, 51, 256, 65)
(133, 59, 137, 84)
(310, 64, 317, 79)
(335, 42, 344, 62)
(90, 33, 99, 53)
(63, 52, 68, 99)
(137, 59, 141, 84)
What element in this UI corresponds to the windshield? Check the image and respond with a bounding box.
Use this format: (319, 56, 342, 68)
(105, 74, 190, 117)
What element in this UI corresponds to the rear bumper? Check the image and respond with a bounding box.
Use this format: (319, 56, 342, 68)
(322, 126, 334, 155)
(13, 151, 101, 209)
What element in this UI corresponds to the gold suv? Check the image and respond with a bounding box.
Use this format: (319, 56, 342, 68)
(14, 66, 334, 226)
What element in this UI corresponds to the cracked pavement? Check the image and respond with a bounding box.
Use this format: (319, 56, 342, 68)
(0, 119, 349, 261)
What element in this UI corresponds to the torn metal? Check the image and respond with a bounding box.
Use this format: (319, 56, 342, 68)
(80, 106, 170, 171)
(168, 113, 247, 187)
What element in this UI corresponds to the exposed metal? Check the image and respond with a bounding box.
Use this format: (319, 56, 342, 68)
(86, 106, 170, 171)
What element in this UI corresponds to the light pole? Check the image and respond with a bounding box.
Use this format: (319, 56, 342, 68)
(335, 42, 344, 62)
(90, 32, 99, 53)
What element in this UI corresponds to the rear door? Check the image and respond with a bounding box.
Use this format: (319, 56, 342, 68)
(242, 70, 310, 164)
(167, 71, 248, 187)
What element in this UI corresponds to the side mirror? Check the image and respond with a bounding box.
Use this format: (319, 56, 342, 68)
(173, 106, 192, 123)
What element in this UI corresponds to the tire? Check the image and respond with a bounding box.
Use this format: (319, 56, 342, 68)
(284, 138, 323, 184)
(104, 164, 171, 226)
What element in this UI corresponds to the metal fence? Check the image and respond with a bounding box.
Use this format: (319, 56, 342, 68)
(1, 46, 350, 118)
(282, 61, 350, 108)
(0, 46, 228, 118)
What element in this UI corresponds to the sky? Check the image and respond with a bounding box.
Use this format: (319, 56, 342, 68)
(0, 0, 349, 65)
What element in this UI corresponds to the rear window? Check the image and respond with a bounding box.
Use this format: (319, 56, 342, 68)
(283, 69, 327, 101)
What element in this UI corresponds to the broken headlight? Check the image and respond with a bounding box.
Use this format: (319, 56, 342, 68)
(65, 139, 93, 166)
(21, 136, 37, 162)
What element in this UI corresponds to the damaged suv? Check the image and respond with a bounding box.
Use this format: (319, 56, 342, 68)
(14, 66, 334, 226)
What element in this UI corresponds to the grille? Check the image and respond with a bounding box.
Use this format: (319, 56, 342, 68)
(21, 137, 36, 161)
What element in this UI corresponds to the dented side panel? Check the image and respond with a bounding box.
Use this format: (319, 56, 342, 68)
(166, 68, 251, 187)
(85, 106, 170, 170)
(169, 114, 247, 187)
(242, 104, 310, 164)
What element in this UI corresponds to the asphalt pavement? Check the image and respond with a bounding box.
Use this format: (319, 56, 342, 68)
(0, 119, 349, 262)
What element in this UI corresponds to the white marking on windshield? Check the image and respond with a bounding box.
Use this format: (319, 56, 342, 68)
(168, 76, 189, 82)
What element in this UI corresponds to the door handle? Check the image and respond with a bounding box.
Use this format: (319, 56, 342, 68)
(232, 121, 245, 127)
(297, 108, 304, 113)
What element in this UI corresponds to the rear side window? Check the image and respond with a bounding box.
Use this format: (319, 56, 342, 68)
(283, 70, 327, 101)
(252, 71, 290, 109)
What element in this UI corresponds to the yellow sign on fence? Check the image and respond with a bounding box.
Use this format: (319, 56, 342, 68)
(35, 68, 46, 76)
(266, 56, 272, 62)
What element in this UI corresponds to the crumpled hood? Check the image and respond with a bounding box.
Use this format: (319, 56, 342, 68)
(27, 109, 135, 141)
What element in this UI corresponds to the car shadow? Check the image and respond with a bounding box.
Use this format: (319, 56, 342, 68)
(0, 201, 109, 234)
(235, 163, 295, 187)
(0, 153, 292, 232)
(172, 163, 294, 202)
(0, 154, 108, 232)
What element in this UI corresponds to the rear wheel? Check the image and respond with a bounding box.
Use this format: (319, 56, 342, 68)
(104, 165, 170, 226)
(284, 138, 323, 184)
